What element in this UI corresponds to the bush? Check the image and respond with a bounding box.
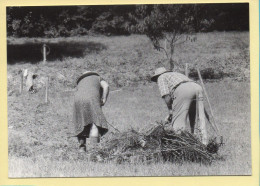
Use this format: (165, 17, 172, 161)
(189, 68, 227, 80)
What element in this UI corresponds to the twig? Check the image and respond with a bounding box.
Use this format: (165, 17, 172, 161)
(154, 44, 169, 59)
(107, 122, 121, 133)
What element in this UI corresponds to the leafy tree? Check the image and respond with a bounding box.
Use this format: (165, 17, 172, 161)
(129, 4, 248, 69)
(6, 4, 249, 39)
(130, 4, 202, 70)
(90, 5, 135, 35)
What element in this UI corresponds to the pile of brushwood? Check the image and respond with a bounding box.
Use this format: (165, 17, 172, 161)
(88, 124, 221, 164)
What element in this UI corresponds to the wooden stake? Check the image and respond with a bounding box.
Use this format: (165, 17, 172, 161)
(45, 76, 49, 103)
(185, 63, 189, 77)
(20, 72, 23, 93)
(197, 68, 219, 133)
(195, 92, 199, 134)
(198, 91, 207, 145)
(43, 44, 46, 64)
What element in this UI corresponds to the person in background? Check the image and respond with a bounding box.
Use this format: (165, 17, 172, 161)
(23, 69, 37, 93)
(73, 71, 109, 152)
(151, 67, 207, 144)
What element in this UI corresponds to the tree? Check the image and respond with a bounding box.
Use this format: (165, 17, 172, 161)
(90, 5, 135, 35)
(130, 4, 205, 70)
(6, 4, 248, 38)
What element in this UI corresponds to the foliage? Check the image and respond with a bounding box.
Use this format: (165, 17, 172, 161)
(90, 6, 135, 35)
(7, 4, 249, 38)
(129, 4, 199, 69)
(128, 3, 249, 69)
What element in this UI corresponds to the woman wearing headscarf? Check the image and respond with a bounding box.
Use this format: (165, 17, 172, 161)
(73, 71, 109, 152)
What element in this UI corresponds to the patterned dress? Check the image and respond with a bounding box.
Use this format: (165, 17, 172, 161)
(73, 74, 108, 137)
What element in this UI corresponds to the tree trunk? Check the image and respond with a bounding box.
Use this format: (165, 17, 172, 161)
(169, 58, 174, 70)
(169, 45, 175, 70)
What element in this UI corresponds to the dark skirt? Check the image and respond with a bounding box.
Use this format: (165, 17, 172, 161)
(73, 75, 108, 137)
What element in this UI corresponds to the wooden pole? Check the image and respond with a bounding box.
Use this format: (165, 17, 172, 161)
(198, 91, 207, 145)
(20, 71, 23, 93)
(45, 76, 49, 103)
(195, 92, 199, 134)
(43, 44, 46, 64)
(197, 68, 219, 133)
(185, 63, 189, 77)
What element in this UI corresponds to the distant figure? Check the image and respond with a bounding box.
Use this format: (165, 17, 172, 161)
(23, 69, 37, 93)
(151, 67, 207, 144)
(73, 71, 109, 152)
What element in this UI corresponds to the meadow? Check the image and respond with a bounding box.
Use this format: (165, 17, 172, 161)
(7, 32, 251, 177)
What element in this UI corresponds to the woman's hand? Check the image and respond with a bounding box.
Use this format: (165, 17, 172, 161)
(100, 80, 109, 106)
(101, 97, 106, 106)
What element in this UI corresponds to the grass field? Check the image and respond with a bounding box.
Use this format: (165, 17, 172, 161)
(7, 32, 251, 177)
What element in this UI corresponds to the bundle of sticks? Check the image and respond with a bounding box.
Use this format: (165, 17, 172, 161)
(87, 124, 221, 164)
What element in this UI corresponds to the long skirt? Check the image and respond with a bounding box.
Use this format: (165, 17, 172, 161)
(73, 76, 108, 138)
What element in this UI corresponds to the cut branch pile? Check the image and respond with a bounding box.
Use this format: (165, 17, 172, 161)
(87, 123, 221, 164)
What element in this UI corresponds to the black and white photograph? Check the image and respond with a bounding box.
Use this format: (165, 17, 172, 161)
(7, 3, 251, 177)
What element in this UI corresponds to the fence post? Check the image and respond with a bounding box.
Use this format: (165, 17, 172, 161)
(185, 63, 189, 77)
(45, 76, 49, 103)
(20, 71, 23, 93)
(43, 44, 46, 64)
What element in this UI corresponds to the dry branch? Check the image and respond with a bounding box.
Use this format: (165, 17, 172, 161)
(87, 123, 221, 164)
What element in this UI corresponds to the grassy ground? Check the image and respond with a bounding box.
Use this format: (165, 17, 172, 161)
(8, 81, 251, 177)
(7, 32, 251, 177)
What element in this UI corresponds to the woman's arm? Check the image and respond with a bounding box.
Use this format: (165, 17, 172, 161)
(100, 80, 109, 106)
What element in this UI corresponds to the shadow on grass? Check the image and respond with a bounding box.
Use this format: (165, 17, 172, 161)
(7, 41, 107, 64)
